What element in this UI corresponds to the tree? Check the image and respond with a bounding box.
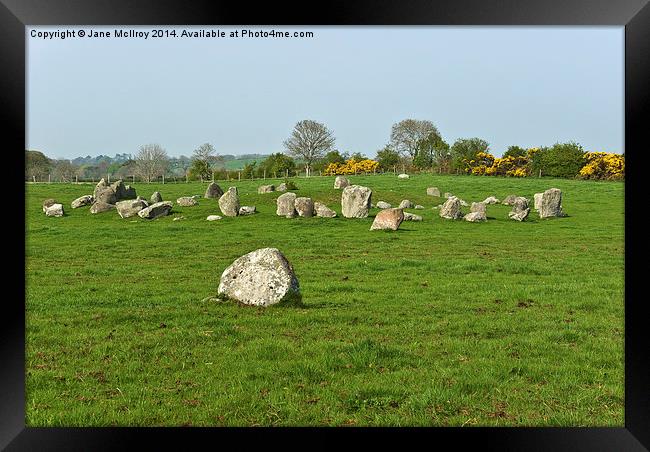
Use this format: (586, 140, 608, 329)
(349, 152, 368, 161)
(413, 133, 450, 171)
(534, 142, 586, 178)
(450, 138, 490, 172)
(283, 120, 335, 177)
(503, 145, 527, 158)
(133, 143, 169, 182)
(389, 119, 441, 160)
(259, 153, 297, 177)
(26, 150, 51, 181)
(191, 142, 225, 181)
(313, 150, 346, 172)
(52, 159, 78, 182)
(375, 146, 400, 171)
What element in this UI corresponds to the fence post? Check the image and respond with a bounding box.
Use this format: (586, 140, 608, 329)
(48, 174, 51, 183)
(162, 174, 165, 184)
(286, 169, 288, 178)
(539, 169, 542, 178)
(238, 172, 241, 181)
(75, 175, 78, 183)
(263, 169, 266, 180)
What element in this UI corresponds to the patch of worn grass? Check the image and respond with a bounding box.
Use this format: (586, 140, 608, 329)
(25, 174, 624, 426)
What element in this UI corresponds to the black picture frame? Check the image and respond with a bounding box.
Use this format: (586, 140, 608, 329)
(3, 0, 648, 449)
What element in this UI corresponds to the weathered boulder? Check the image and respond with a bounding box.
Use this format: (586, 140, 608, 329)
(464, 211, 486, 222)
(218, 187, 240, 217)
(508, 197, 530, 221)
(116, 199, 148, 219)
(217, 248, 300, 307)
(276, 192, 297, 217)
(123, 184, 137, 199)
(397, 173, 409, 179)
(341, 185, 372, 218)
(533, 193, 543, 211)
(137, 201, 173, 219)
(204, 182, 224, 199)
(177, 196, 198, 207)
(294, 197, 314, 217)
(42, 199, 57, 212)
(414, 205, 424, 210)
(403, 212, 423, 221)
(459, 199, 469, 207)
(314, 202, 337, 218)
(439, 196, 463, 220)
(376, 201, 392, 209)
(110, 180, 127, 200)
(71, 195, 94, 209)
(483, 196, 500, 205)
(276, 183, 288, 192)
(45, 203, 64, 217)
(90, 201, 116, 214)
(258, 185, 275, 194)
(502, 194, 517, 206)
(334, 176, 350, 189)
(398, 200, 414, 209)
(470, 202, 487, 215)
(151, 191, 163, 204)
(370, 208, 404, 231)
(206, 215, 222, 221)
(93, 179, 117, 204)
(444, 192, 453, 198)
(426, 187, 441, 197)
(539, 188, 565, 218)
(239, 206, 256, 215)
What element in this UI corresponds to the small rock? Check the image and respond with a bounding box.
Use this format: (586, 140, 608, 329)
(173, 216, 185, 221)
(403, 212, 423, 221)
(397, 173, 409, 179)
(206, 215, 222, 221)
(276, 183, 288, 192)
(533, 193, 543, 211)
(314, 202, 337, 218)
(502, 195, 517, 206)
(398, 199, 414, 209)
(444, 192, 453, 198)
(508, 197, 530, 221)
(334, 176, 350, 189)
(45, 203, 64, 217)
(376, 201, 392, 209)
(439, 196, 463, 220)
(414, 205, 424, 210)
(116, 199, 148, 219)
(426, 187, 441, 197)
(137, 201, 173, 219)
(218, 187, 240, 217)
(470, 202, 486, 215)
(71, 195, 94, 209)
(90, 201, 116, 214)
(177, 196, 198, 207)
(295, 197, 314, 217)
(483, 196, 500, 205)
(42, 199, 57, 213)
(204, 182, 224, 199)
(464, 211, 486, 222)
(151, 191, 163, 204)
(258, 185, 275, 194)
(239, 206, 256, 215)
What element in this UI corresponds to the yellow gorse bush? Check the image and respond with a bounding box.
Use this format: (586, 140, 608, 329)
(579, 152, 624, 180)
(463, 152, 530, 177)
(323, 159, 380, 176)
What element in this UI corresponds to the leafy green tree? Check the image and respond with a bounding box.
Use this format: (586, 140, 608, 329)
(450, 138, 490, 171)
(188, 159, 212, 181)
(25, 150, 51, 181)
(349, 152, 368, 161)
(535, 142, 586, 178)
(413, 133, 450, 171)
(503, 145, 527, 158)
(259, 153, 297, 177)
(375, 146, 400, 171)
(241, 161, 257, 179)
(312, 150, 345, 172)
(390, 119, 441, 160)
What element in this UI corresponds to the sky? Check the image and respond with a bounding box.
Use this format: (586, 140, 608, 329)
(26, 26, 624, 159)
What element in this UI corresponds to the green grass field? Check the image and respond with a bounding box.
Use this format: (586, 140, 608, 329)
(25, 174, 624, 426)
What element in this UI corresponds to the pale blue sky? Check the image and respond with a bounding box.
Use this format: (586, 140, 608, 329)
(27, 26, 624, 159)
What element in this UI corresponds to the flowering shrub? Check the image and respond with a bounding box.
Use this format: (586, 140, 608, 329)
(324, 159, 380, 175)
(579, 152, 624, 180)
(463, 152, 530, 177)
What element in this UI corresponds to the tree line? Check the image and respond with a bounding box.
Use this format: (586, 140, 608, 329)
(25, 118, 624, 182)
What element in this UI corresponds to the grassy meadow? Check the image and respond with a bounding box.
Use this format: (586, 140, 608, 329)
(25, 174, 624, 426)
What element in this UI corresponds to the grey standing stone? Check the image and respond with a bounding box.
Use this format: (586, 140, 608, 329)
(45, 203, 64, 217)
(90, 201, 116, 214)
(444, 192, 453, 198)
(403, 212, 423, 221)
(218, 187, 240, 217)
(116, 199, 148, 218)
(151, 191, 163, 204)
(370, 208, 404, 230)
(533, 193, 543, 211)
(294, 197, 315, 217)
(464, 211, 486, 222)
(93, 179, 117, 204)
(276, 183, 288, 192)
(376, 201, 392, 209)
(508, 197, 530, 221)
(439, 196, 463, 219)
(71, 195, 94, 209)
(42, 199, 57, 212)
(205, 182, 224, 199)
(123, 184, 137, 200)
(137, 201, 173, 219)
(258, 185, 275, 194)
(483, 196, 500, 205)
(502, 195, 517, 206)
(470, 202, 486, 215)
(217, 247, 300, 307)
(539, 188, 566, 218)
(398, 199, 414, 209)
(334, 176, 350, 189)
(341, 185, 372, 218)
(426, 187, 441, 197)
(177, 196, 198, 207)
(314, 202, 337, 218)
(276, 192, 297, 218)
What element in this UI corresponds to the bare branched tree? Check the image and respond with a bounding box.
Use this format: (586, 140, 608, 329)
(191, 143, 225, 181)
(390, 119, 441, 160)
(283, 120, 335, 177)
(134, 143, 169, 183)
(52, 159, 78, 182)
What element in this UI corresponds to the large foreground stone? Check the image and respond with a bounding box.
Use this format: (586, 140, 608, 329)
(71, 195, 94, 209)
(45, 203, 64, 217)
(218, 187, 240, 217)
(314, 202, 337, 218)
(205, 182, 224, 199)
(218, 248, 300, 307)
(334, 176, 349, 189)
(116, 199, 148, 218)
(439, 196, 463, 219)
(370, 208, 404, 231)
(177, 196, 198, 207)
(276, 192, 297, 217)
(539, 188, 565, 218)
(93, 179, 117, 204)
(90, 201, 116, 214)
(137, 201, 173, 219)
(341, 185, 372, 218)
(295, 197, 314, 217)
